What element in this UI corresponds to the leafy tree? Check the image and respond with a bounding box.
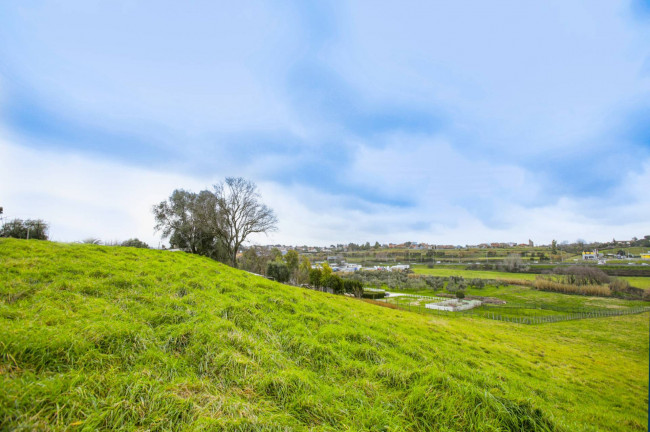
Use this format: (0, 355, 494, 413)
(1, 219, 49, 240)
(239, 248, 268, 275)
(295, 256, 311, 285)
(309, 268, 322, 288)
(322, 273, 344, 294)
(267, 261, 290, 283)
(121, 238, 149, 248)
(269, 248, 283, 262)
(425, 277, 445, 291)
(153, 178, 276, 267)
(321, 262, 333, 279)
(447, 276, 467, 292)
(499, 254, 528, 273)
(343, 279, 364, 298)
(551, 239, 557, 254)
(284, 250, 299, 281)
(153, 189, 216, 255)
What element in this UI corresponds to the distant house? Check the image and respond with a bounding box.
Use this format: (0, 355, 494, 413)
(582, 250, 599, 260)
(641, 252, 650, 260)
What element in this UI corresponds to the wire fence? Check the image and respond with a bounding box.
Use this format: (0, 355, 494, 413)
(380, 296, 650, 325)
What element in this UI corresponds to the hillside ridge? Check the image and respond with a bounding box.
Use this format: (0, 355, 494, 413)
(0, 239, 647, 431)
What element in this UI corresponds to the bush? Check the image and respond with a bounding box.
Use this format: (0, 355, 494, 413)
(456, 291, 465, 299)
(322, 274, 344, 294)
(362, 291, 387, 299)
(533, 277, 611, 296)
(498, 254, 529, 273)
(121, 238, 150, 248)
(343, 279, 364, 297)
(446, 276, 467, 292)
(551, 266, 610, 285)
(468, 278, 485, 289)
(308, 268, 322, 288)
(267, 261, 290, 283)
(609, 278, 648, 300)
(0, 219, 49, 240)
(424, 277, 445, 291)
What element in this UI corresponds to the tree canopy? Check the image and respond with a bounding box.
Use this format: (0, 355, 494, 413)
(0, 219, 49, 240)
(153, 178, 276, 267)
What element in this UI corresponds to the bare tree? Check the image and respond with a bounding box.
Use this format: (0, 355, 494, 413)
(153, 179, 276, 267)
(212, 178, 277, 268)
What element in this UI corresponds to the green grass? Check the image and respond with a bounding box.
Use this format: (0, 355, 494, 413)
(413, 264, 650, 291)
(1, 239, 648, 431)
(393, 283, 650, 310)
(624, 276, 650, 289)
(412, 265, 538, 281)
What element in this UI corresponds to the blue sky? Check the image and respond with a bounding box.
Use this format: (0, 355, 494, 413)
(1, 1, 649, 246)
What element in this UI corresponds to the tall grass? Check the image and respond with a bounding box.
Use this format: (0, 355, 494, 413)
(0, 239, 648, 431)
(533, 278, 612, 296)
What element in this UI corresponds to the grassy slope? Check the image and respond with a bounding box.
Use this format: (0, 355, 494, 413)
(0, 239, 648, 431)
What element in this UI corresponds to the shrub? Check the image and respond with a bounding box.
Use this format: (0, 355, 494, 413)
(308, 268, 322, 288)
(468, 278, 485, 289)
(551, 266, 610, 285)
(609, 278, 648, 300)
(498, 254, 529, 273)
(343, 279, 364, 297)
(362, 291, 387, 299)
(0, 219, 49, 240)
(424, 277, 445, 291)
(456, 290, 466, 299)
(121, 238, 150, 248)
(267, 261, 290, 283)
(322, 274, 344, 294)
(446, 276, 467, 292)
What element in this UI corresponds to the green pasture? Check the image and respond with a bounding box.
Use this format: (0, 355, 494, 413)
(412, 265, 538, 281)
(1, 239, 648, 431)
(391, 282, 650, 310)
(412, 264, 650, 290)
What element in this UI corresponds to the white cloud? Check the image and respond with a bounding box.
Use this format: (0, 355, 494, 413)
(2, 136, 648, 247)
(0, 138, 209, 245)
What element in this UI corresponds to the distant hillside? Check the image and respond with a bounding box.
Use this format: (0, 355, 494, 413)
(0, 239, 647, 431)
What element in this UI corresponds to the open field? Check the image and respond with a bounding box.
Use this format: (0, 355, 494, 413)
(411, 264, 650, 290)
(412, 265, 538, 281)
(384, 291, 650, 325)
(1, 239, 649, 431)
(619, 276, 650, 289)
(392, 282, 650, 310)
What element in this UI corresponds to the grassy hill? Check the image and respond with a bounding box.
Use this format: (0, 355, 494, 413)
(1, 239, 648, 431)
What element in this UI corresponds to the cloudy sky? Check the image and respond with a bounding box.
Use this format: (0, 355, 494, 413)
(1, 1, 649, 247)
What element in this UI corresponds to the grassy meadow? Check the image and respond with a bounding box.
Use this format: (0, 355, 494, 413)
(412, 266, 538, 281)
(1, 239, 649, 431)
(412, 264, 650, 290)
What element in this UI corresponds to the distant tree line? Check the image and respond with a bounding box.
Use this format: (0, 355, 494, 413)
(1, 219, 49, 240)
